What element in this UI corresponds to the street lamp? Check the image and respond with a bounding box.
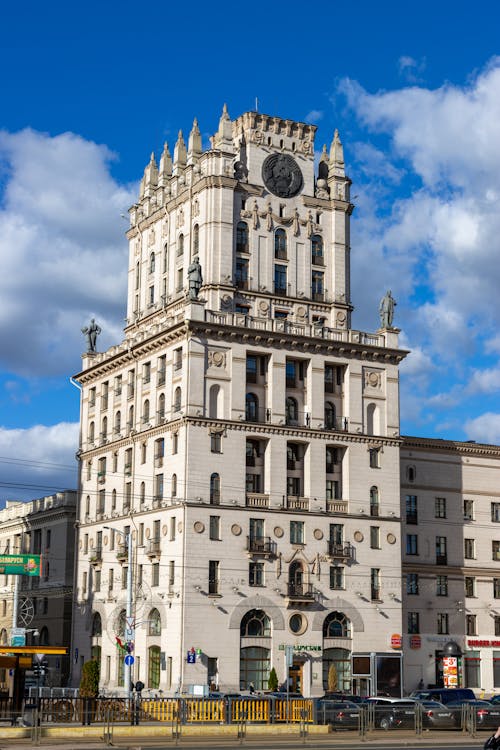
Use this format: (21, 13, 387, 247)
(104, 526, 133, 700)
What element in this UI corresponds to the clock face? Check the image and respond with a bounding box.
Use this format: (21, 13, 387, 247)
(262, 153, 303, 198)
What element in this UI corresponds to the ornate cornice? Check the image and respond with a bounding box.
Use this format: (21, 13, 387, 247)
(402, 435, 500, 458)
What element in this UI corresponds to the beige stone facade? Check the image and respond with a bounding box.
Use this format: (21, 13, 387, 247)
(401, 437, 500, 695)
(72, 108, 407, 697)
(0, 492, 76, 690)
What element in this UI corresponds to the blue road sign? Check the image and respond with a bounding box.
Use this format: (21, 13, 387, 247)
(124, 654, 134, 666)
(187, 651, 196, 664)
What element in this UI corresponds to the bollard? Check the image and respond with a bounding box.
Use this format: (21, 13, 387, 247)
(415, 702, 422, 736)
(299, 707, 308, 743)
(238, 708, 247, 743)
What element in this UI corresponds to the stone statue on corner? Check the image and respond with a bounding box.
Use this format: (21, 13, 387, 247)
(379, 290, 396, 329)
(81, 318, 101, 353)
(187, 256, 203, 301)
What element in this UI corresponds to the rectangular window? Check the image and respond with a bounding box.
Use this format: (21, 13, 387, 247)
(435, 497, 447, 518)
(436, 575, 448, 596)
(493, 652, 500, 688)
(466, 614, 477, 636)
(406, 534, 418, 555)
(465, 576, 476, 597)
(157, 355, 166, 385)
(464, 538, 476, 559)
(492, 503, 500, 523)
(311, 270, 324, 301)
(249, 562, 264, 587)
(290, 521, 304, 545)
(211, 433, 222, 453)
(371, 568, 380, 600)
(494, 541, 500, 561)
(235, 257, 249, 288)
(329, 566, 345, 590)
(143, 362, 151, 384)
(172, 432, 178, 454)
(437, 613, 449, 635)
(405, 495, 418, 524)
(406, 573, 419, 595)
(208, 561, 219, 595)
(168, 561, 175, 587)
(250, 518, 264, 541)
(209, 516, 221, 541)
(370, 526, 380, 549)
(369, 448, 380, 468)
(463, 499, 474, 521)
(436, 536, 447, 565)
(274, 264, 287, 295)
(173, 348, 182, 371)
(494, 579, 500, 599)
(121, 566, 128, 590)
(169, 517, 176, 541)
(176, 267, 183, 292)
(408, 612, 420, 634)
(465, 652, 480, 688)
(114, 374, 122, 395)
(152, 563, 160, 587)
(326, 480, 340, 500)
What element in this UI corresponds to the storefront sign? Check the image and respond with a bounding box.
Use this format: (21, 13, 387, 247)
(467, 640, 500, 647)
(0, 554, 41, 577)
(390, 634, 402, 649)
(410, 635, 421, 649)
(443, 656, 458, 687)
(278, 644, 322, 651)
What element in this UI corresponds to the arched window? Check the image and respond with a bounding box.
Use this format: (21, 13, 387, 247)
(245, 393, 259, 422)
(193, 224, 199, 256)
(209, 384, 221, 419)
(171, 474, 177, 498)
(210, 473, 220, 505)
(163, 244, 168, 274)
(288, 560, 307, 596)
(173, 387, 181, 412)
(370, 486, 380, 516)
(407, 465, 416, 482)
(140, 482, 145, 507)
(148, 608, 162, 636)
(323, 611, 351, 638)
(89, 422, 95, 443)
(236, 222, 249, 253)
(240, 609, 271, 637)
(128, 405, 134, 432)
(311, 235, 323, 265)
(367, 403, 379, 436)
(114, 411, 121, 435)
(39, 627, 49, 646)
(91, 613, 102, 637)
(111, 489, 117, 511)
(135, 262, 140, 289)
(149, 252, 155, 273)
(143, 399, 150, 424)
(148, 646, 161, 688)
(322, 647, 351, 692)
(285, 397, 298, 426)
(275, 229, 287, 259)
(158, 393, 165, 420)
(101, 416, 108, 440)
(177, 234, 184, 257)
(0, 628, 7, 645)
(325, 401, 336, 430)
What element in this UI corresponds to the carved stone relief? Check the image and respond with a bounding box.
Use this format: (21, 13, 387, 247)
(208, 349, 227, 368)
(363, 369, 383, 391)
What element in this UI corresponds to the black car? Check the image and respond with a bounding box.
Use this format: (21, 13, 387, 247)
(417, 700, 456, 729)
(447, 700, 500, 729)
(320, 692, 364, 703)
(366, 699, 417, 730)
(409, 687, 475, 704)
(316, 700, 361, 729)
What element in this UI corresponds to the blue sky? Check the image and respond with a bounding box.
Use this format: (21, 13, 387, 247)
(2, 0, 500, 502)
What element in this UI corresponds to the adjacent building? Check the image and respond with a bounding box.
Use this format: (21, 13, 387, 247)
(0, 491, 77, 690)
(72, 107, 408, 697)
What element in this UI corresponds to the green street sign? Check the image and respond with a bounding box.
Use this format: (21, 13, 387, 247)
(0, 554, 42, 577)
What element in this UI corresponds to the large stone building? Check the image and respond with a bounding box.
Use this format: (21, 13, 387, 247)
(0, 491, 77, 690)
(72, 107, 408, 697)
(400, 437, 500, 695)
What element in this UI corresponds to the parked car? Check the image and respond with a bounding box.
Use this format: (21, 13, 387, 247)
(409, 687, 475, 705)
(319, 692, 365, 703)
(417, 700, 456, 729)
(447, 700, 500, 729)
(366, 698, 417, 730)
(316, 700, 361, 729)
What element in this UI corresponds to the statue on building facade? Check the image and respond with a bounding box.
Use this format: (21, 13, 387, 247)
(187, 256, 203, 300)
(379, 290, 396, 329)
(81, 318, 101, 353)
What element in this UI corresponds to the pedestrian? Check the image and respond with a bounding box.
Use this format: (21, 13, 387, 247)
(484, 726, 500, 749)
(249, 682, 255, 695)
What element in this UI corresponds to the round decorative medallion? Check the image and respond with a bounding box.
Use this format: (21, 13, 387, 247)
(289, 613, 308, 635)
(274, 526, 284, 538)
(353, 531, 364, 542)
(296, 306, 307, 319)
(262, 153, 303, 198)
(178, 522, 183, 533)
(387, 533, 396, 545)
(231, 524, 242, 536)
(368, 372, 380, 387)
(194, 521, 205, 534)
(103, 535, 108, 546)
(211, 351, 224, 367)
(162, 525, 168, 536)
(313, 529, 324, 540)
(145, 528, 151, 539)
(259, 301, 269, 313)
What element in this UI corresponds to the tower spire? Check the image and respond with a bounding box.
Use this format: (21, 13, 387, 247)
(213, 103, 233, 149)
(329, 129, 345, 178)
(173, 130, 187, 175)
(159, 141, 172, 184)
(187, 118, 202, 164)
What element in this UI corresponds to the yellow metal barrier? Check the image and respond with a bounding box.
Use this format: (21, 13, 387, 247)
(274, 699, 313, 723)
(231, 699, 269, 724)
(142, 699, 179, 722)
(184, 698, 225, 723)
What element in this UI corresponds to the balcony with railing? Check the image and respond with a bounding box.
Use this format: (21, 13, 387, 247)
(116, 544, 128, 562)
(89, 546, 103, 565)
(146, 538, 161, 558)
(327, 541, 355, 562)
(326, 499, 348, 513)
(324, 416, 349, 432)
(245, 493, 269, 509)
(286, 582, 314, 601)
(246, 536, 277, 557)
(286, 496, 309, 511)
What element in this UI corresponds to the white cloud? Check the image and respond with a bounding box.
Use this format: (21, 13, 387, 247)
(464, 412, 500, 444)
(0, 422, 79, 505)
(0, 129, 136, 376)
(305, 110, 323, 124)
(398, 56, 426, 84)
(468, 365, 500, 394)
